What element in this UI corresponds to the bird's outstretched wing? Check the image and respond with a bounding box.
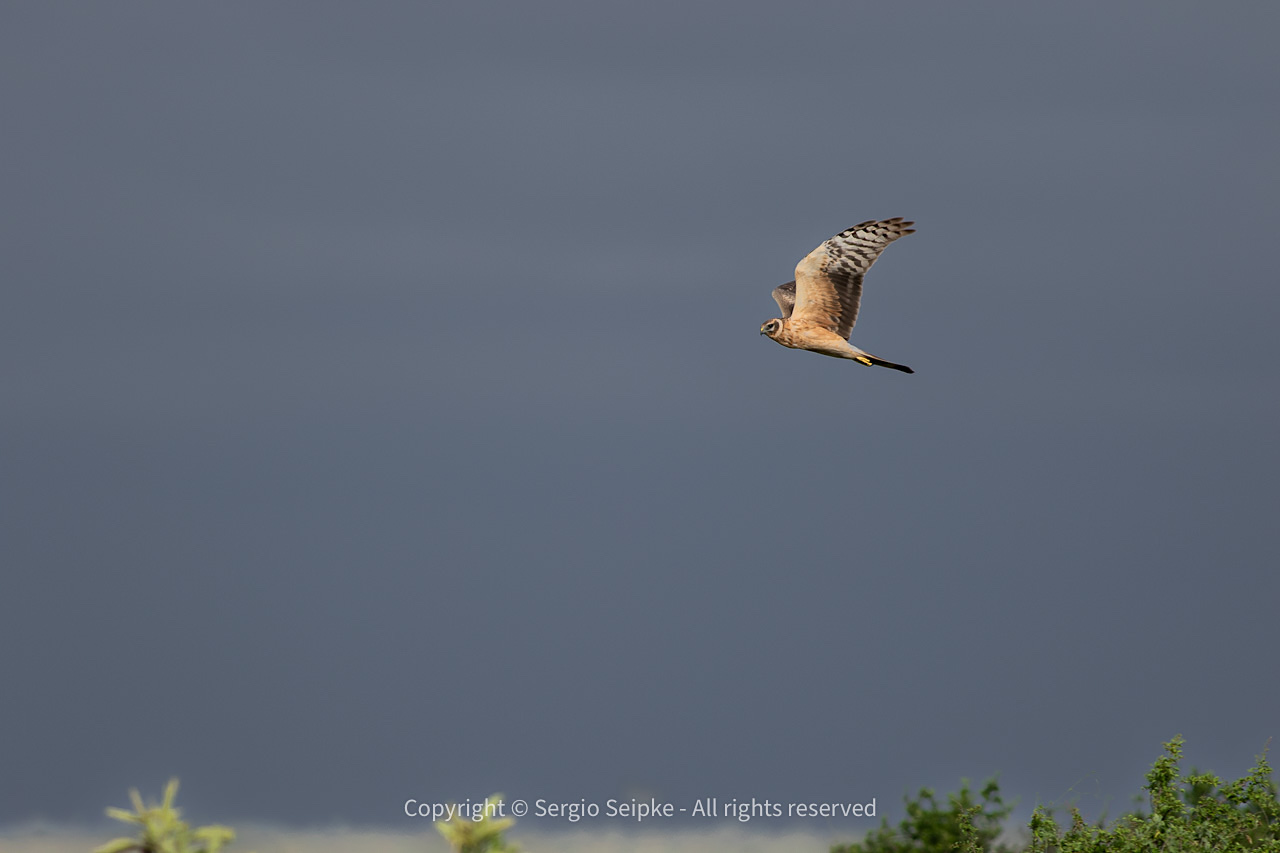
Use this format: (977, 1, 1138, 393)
(771, 281, 796, 318)
(791, 218, 914, 339)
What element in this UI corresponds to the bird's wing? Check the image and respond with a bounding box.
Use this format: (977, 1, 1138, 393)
(791, 218, 914, 339)
(771, 281, 797, 318)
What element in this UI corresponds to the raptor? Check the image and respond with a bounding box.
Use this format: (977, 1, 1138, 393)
(760, 218, 915, 373)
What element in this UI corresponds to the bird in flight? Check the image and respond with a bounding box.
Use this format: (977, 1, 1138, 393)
(760, 218, 915, 373)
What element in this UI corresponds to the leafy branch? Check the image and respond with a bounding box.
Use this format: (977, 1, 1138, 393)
(96, 779, 240, 853)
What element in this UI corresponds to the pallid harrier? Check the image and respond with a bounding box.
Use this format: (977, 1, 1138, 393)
(760, 218, 915, 373)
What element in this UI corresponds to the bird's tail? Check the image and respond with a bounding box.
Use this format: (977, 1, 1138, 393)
(853, 351, 914, 374)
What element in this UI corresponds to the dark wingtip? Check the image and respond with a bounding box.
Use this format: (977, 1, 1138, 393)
(870, 357, 914, 374)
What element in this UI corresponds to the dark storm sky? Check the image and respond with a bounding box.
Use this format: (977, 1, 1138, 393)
(2, 1, 1278, 828)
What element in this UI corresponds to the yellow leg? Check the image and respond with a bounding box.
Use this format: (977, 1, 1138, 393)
(854, 356, 873, 366)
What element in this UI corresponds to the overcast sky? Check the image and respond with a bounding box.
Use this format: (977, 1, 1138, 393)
(2, 1, 1278, 834)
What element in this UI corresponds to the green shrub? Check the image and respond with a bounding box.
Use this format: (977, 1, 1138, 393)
(435, 794, 518, 853)
(835, 738, 1277, 853)
(96, 779, 240, 853)
(1026, 736, 1279, 853)
(832, 777, 1015, 853)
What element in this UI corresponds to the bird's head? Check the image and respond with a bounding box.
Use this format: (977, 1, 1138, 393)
(760, 318, 783, 338)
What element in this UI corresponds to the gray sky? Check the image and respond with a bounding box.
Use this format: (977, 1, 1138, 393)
(2, 0, 1278, 833)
